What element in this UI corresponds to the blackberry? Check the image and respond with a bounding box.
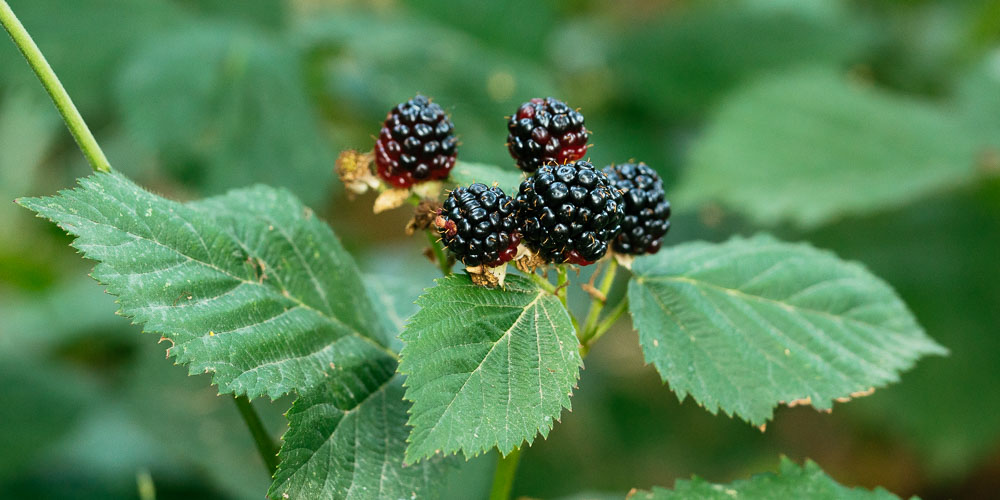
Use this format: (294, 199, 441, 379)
(516, 160, 624, 265)
(602, 162, 671, 255)
(435, 183, 521, 267)
(507, 97, 589, 173)
(374, 95, 458, 188)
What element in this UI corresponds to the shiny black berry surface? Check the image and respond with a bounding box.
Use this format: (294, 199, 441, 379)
(507, 97, 589, 173)
(602, 162, 671, 255)
(375, 95, 458, 188)
(516, 160, 624, 265)
(435, 183, 521, 267)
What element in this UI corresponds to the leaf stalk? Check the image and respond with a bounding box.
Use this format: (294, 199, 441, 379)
(233, 396, 280, 477)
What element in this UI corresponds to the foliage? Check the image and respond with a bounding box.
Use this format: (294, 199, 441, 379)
(3, 0, 999, 499)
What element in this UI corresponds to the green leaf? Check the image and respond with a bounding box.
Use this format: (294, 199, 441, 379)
(270, 374, 453, 499)
(449, 161, 525, 195)
(955, 55, 1000, 152)
(629, 457, 909, 499)
(399, 274, 582, 462)
(115, 24, 335, 204)
(676, 67, 981, 228)
(20, 172, 447, 497)
(19, 171, 390, 400)
(628, 234, 946, 426)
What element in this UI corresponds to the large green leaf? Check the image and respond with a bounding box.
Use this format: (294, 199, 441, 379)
(675, 67, 981, 228)
(628, 234, 946, 426)
(271, 374, 453, 499)
(115, 24, 335, 204)
(629, 457, 907, 499)
(399, 274, 582, 462)
(20, 171, 447, 497)
(20, 171, 391, 400)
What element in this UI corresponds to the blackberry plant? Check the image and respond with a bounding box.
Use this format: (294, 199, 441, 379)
(435, 182, 520, 267)
(517, 160, 624, 265)
(3, 3, 946, 499)
(507, 97, 589, 173)
(375, 94, 458, 188)
(603, 162, 672, 255)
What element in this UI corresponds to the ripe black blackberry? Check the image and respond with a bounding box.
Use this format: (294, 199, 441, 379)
(602, 162, 671, 255)
(434, 183, 521, 267)
(507, 97, 589, 173)
(374, 95, 458, 188)
(516, 160, 624, 265)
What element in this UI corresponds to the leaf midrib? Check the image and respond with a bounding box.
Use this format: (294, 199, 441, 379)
(637, 275, 903, 336)
(48, 192, 399, 361)
(410, 289, 546, 456)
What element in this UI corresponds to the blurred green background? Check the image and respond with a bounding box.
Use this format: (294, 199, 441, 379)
(1, 0, 998, 498)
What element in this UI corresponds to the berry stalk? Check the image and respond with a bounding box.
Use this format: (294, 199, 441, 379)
(580, 258, 619, 346)
(0, 0, 111, 173)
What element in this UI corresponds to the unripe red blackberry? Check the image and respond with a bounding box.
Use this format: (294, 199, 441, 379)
(374, 95, 458, 188)
(435, 183, 521, 267)
(516, 160, 624, 265)
(602, 162, 671, 255)
(507, 97, 589, 173)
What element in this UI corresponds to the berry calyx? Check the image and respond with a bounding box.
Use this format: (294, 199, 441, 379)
(516, 160, 624, 265)
(435, 183, 521, 267)
(374, 95, 458, 188)
(602, 162, 671, 255)
(507, 97, 589, 173)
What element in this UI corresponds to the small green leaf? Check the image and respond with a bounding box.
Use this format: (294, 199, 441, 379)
(675, 67, 980, 228)
(628, 234, 946, 426)
(19, 171, 391, 400)
(399, 274, 582, 462)
(629, 457, 910, 499)
(449, 161, 525, 195)
(270, 374, 453, 499)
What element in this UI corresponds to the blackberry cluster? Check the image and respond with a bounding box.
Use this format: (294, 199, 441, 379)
(516, 161, 624, 265)
(435, 183, 521, 267)
(374, 95, 458, 188)
(602, 163, 671, 255)
(507, 97, 589, 173)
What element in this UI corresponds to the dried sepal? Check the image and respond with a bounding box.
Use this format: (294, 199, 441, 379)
(335, 149, 379, 196)
(466, 263, 507, 288)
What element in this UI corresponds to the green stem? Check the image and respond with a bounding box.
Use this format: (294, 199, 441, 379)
(555, 266, 580, 333)
(233, 396, 280, 477)
(528, 271, 556, 294)
(426, 230, 452, 276)
(589, 297, 628, 347)
(580, 259, 618, 342)
(0, 1, 111, 173)
(488, 447, 522, 500)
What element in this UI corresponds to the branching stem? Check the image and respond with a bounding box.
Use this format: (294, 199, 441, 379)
(580, 259, 618, 343)
(0, 0, 111, 173)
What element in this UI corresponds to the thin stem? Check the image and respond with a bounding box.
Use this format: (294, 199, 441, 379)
(590, 297, 628, 346)
(488, 447, 522, 500)
(426, 230, 452, 276)
(0, 1, 111, 173)
(556, 266, 569, 309)
(528, 271, 556, 294)
(580, 259, 618, 341)
(233, 396, 280, 477)
(555, 266, 580, 333)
